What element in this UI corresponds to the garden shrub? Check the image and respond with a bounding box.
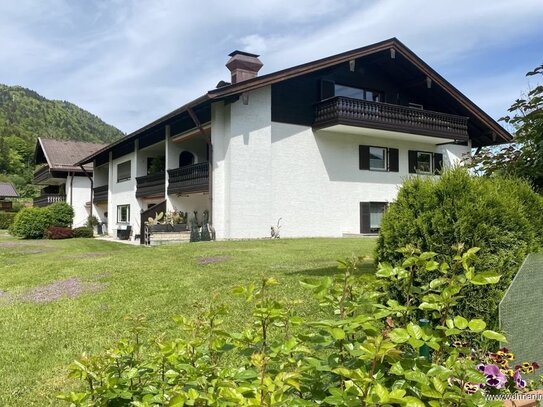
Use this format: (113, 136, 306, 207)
(9, 207, 53, 239)
(60, 247, 538, 406)
(0, 212, 16, 229)
(44, 226, 73, 239)
(47, 202, 74, 227)
(73, 226, 94, 238)
(376, 167, 543, 329)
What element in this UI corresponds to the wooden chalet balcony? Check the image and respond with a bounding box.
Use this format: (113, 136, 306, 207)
(314, 97, 469, 140)
(33, 165, 52, 184)
(93, 185, 108, 204)
(136, 173, 166, 198)
(167, 162, 209, 195)
(33, 194, 66, 207)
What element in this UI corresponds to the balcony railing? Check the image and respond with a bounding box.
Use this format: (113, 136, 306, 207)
(167, 162, 209, 195)
(93, 185, 108, 204)
(33, 194, 66, 207)
(136, 173, 166, 198)
(33, 165, 51, 184)
(314, 97, 469, 140)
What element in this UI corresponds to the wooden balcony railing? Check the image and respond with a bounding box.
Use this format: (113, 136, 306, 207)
(33, 194, 66, 207)
(135, 173, 166, 198)
(314, 97, 469, 140)
(93, 185, 108, 204)
(33, 165, 51, 184)
(167, 162, 209, 195)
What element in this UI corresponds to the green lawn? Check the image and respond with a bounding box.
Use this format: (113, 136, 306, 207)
(0, 231, 376, 406)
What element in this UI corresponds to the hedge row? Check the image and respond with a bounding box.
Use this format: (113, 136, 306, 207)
(0, 212, 16, 229)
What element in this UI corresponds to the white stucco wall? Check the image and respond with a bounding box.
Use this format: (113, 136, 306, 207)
(107, 151, 142, 238)
(65, 175, 92, 228)
(211, 86, 471, 239)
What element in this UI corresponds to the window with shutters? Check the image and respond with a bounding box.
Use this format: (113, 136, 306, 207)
(408, 151, 443, 175)
(117, 160, 131, 182)
(359, 145, 399, 172)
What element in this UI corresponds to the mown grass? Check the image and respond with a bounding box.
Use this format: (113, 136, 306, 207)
(0, 231, 376, 406)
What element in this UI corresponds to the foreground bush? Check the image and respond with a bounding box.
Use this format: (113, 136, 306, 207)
(376, 168, 543, 329)
(9, 202, 73, 239)
(59, 247, 536, 406)
(73, 227, 94, 238)
(0, 212, 16, 229)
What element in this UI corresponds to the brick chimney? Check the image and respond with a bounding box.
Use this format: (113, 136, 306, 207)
(226, 51, 263, 84)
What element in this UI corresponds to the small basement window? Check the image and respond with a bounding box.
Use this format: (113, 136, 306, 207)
(117, 204, 130, 223)
(117, 160, 131, 182)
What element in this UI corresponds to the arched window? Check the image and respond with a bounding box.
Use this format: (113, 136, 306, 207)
(179, 151, 195, 167)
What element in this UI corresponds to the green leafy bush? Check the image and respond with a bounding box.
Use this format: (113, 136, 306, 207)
(9, 207, 52, 239)
(9, 202, 74, 239)
(47, 202, 74, 227)
(0, 212, 16, 229)
(60, 247, 525, 406)
(376, 168, 543, 329)
(73, 227, 94, 238)
(44, 226, 73, 239)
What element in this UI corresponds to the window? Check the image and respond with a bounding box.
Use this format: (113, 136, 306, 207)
(359, 145, 399, 172)
(369, 147, 387, 170)
(117, 205, 130, 223)
(335, 84, 383, 102)
(360, 202, 388, 233)
(408, 151, 443, 174)
(117, 160, 131, 182)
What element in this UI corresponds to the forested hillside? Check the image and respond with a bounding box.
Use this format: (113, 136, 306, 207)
(0, 84, 124, 196)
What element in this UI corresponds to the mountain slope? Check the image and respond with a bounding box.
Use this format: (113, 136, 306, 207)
(0, 84, 125, 196)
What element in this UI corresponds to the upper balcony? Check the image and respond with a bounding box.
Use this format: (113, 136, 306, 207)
(93, 185, 108, 204)
(167, 162, 209, 196)
(314, 97, 469, 141)
(136, 173, 165, 198)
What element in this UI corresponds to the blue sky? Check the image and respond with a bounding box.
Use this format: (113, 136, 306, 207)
(1, 0, 542, 133)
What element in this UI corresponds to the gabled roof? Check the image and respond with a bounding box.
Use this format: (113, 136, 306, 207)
(0, 182, 18, 198)
(77, 38, 511, 165)
(34, 138, 106, 172)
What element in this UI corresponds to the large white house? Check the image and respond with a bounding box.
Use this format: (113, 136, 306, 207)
(75, 38, 510, 242)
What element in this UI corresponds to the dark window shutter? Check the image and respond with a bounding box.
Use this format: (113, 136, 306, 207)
(359, 145, 370, 170)
(360, 202, 371, 234)
(388, 148, 399, 172)
(434, 153, 443, 174)
(321, 79, 335, 100)
(408, 150, 418, 174)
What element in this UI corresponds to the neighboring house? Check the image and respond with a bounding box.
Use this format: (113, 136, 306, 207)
(0, 182, 18, 211)
(77, 38, 511, 242)
(33, 138, 106, 227)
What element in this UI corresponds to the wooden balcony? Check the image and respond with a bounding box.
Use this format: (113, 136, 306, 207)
(314, 97, 469, 140)
(33, 194, 66, 207)
(167, 162, 209, 195)
(136, 173, 165, 198)
(93, 185, 108, 204)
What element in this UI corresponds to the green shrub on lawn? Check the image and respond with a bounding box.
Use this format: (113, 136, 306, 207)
(0, 212, 16, 229)
(9, 202, 74, 239)
(47, 202, 74, 227)
(73, 226, 94, 238)
(376, 167, 543, 329)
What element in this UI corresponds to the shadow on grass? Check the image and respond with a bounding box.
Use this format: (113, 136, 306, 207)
(290, 260, 376, 277)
